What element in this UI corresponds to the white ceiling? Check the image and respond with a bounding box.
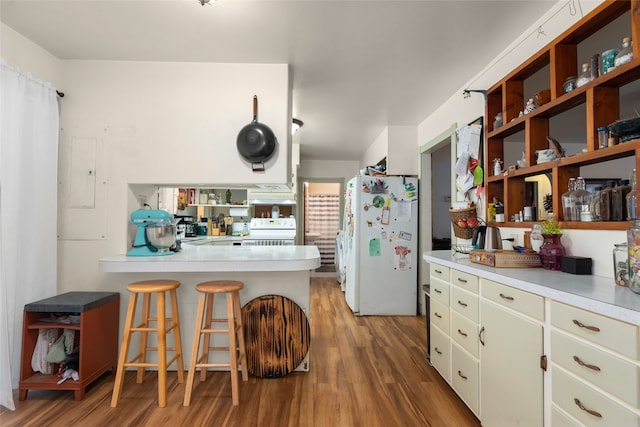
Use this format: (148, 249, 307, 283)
(0, 0, 556, 161)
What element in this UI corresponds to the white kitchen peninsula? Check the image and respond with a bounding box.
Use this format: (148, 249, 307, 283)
(100, 245, 320, 372)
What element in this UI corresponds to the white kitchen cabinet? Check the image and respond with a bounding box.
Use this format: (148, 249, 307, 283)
(550, 301, 640, 426)
(424, 252, 640, 427)
(429, 264, 451, 383)
(479, 291, 544, 427)
(430, 323, 451, 383)
(452, 341, 479, 416)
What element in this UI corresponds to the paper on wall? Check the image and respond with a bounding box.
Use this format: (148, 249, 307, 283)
(457, 123, 482, 159)
(455, 150, 470, 176)
(456, 171, 474, 194)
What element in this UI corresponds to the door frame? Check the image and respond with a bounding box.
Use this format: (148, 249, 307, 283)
(296, 177, 345, 247)
(418, 124, 457, 313)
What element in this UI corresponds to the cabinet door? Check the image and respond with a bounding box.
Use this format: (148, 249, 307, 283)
(480, 300, 544, 427)
(430, 324, 451, 383)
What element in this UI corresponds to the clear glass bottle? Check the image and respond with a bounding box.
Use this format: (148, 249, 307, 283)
(611, 180, 630, 221)
(590, 186, 603, 221)
(627, 169, 637, 220)
(599, 181, 616, 221)
(614, 37, 634, 68)
(571, 177, 591, 222)
(576, 63, 592, 87)
(562, 178, 576, 221)
(627, 220, 640, 294)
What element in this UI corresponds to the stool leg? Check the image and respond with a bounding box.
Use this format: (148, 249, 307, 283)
(233, 291, 249, 382)
(184, 293, 206, 406)
(111, 292, 138, 407)
(157, 291, 168, 408)
(137, 292, 151, 383)
(227, 293, 239, 406)
(200, 293, 215, 383)
(170, 288, 184, 383)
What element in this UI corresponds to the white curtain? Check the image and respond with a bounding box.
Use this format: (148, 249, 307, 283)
(0, 59, 59, 410)
(305, 194, 341, 265)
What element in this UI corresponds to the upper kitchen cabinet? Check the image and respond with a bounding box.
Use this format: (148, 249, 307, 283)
(485, 0, 640, 230)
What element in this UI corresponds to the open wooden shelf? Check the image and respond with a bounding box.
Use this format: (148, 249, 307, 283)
(484, 0, 640, 229)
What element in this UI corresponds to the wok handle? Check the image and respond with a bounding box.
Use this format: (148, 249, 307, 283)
(253, 95, 258, 122)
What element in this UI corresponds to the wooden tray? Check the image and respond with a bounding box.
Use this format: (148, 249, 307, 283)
(469, 249, 541, 268)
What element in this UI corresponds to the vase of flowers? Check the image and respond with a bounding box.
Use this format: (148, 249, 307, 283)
(539, 218, 565, 270)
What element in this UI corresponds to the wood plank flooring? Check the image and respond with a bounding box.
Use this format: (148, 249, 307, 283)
(1, 278, 480, 427)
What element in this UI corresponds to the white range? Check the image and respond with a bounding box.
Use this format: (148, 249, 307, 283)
(243, 217, 296, 246)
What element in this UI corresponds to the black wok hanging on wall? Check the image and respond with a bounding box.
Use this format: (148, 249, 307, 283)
(236, 95, 277, 172)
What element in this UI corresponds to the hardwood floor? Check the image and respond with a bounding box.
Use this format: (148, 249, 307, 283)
(1, 278, 480, 427)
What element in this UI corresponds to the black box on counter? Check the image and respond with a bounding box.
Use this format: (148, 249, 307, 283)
(561, 256, 592, 275)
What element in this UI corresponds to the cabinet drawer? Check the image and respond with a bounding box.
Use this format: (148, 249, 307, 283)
(552, 405, 582, 427)
(430, 299, 450, 334)
(451, 269, 478, 294)
(452, 341, 479, 416)
(552, 366, 640, 427)
(430, 264, 450, 282)
(551, 301, 639, 360)
(551, 329, 640, 408)
(430, 324, 450, 383)
(480, 279, 544, 321)
(451, 311, 478, 358)
(429, 276, 450, 306)
(451, 286, 478, 323)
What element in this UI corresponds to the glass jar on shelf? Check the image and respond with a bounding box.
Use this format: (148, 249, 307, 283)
(562, 178, 576, 221)
(590, 186, 603, 221)
(575, 63, 592, 88)
(602, 48, 619, 74)
(611, 180, 631, 221)
(570, 177, 591, 222)
(614, 37, 633, 68)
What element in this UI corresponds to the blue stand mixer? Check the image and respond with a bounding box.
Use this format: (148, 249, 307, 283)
(127, 209, 176, 256)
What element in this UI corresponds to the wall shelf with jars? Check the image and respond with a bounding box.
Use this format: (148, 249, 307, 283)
(485, 0, 640, 231)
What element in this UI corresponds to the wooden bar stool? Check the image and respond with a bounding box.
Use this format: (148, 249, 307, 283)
(111, 279, 184, 408)
(184, 280, 248, 406)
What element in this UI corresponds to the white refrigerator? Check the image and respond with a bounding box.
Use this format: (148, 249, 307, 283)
(343, 175, 418, 315)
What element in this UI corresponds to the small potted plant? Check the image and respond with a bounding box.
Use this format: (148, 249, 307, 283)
(538, 217, 565, 270)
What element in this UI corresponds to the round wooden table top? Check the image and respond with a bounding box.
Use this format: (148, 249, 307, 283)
(241, 295, 310, 378)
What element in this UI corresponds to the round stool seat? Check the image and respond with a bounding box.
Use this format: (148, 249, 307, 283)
(127, 279, 180, 293)
(195, 280, 244, 294)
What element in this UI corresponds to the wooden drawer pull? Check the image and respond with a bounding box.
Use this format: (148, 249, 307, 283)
(457, 300, 468, 307)
(573, 355, 601, 372)
(457, 370, 467, 380)
(434, 312, 442, 319)
(457, 329, 468, 337)
(434, 347, 442, 355)
(572, 319, 601, 332)
(434, 288, 442, 294)
(457, 278, 468, 283)
(499, 293, 514, 301)
(574, 398, 602, 418)
(434, 269, 442, 274)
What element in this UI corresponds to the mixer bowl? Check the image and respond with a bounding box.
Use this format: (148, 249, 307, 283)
(146, 224, 176, 251)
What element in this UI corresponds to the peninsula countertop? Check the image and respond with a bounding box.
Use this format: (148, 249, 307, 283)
(423, 250, 640, 325)
(100, 245, 321, 273)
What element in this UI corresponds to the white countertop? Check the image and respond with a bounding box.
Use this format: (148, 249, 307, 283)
(100, 245, 321, 273)
(423, 250, 640, 325)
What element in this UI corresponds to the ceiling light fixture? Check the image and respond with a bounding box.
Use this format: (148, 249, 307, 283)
(292, 118, 304, 134)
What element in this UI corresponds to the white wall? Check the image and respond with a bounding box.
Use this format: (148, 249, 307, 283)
(359, 125, 418, 175)
(299, 159, 359, 184)
(417, 0, 624, 277)
(1, 23, 62, 87)
(360, 127, 388, 170)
